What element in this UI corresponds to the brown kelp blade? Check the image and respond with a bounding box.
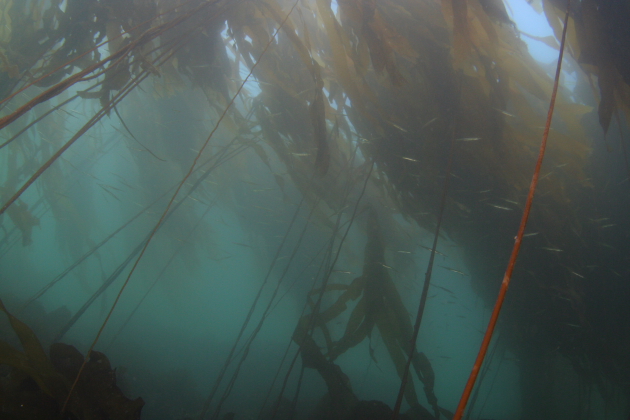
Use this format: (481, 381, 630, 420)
(0, 298, 65, 397)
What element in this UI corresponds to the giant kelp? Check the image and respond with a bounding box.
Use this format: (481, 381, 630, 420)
(0, 0, 630, 419)
(295, 207, 439, 417)
(0, 298, 143, 419)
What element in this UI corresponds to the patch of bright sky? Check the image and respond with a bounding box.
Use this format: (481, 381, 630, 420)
(504, 0, 557, 63)
(504, 0, 578, 93)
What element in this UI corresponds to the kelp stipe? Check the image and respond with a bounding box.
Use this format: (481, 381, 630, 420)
(392, 104, 458, 420)
(452, 1, 571, 418)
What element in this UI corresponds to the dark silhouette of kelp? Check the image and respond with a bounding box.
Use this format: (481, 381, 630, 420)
(0, 298, 143, 420)
(294, 208, 439, 418)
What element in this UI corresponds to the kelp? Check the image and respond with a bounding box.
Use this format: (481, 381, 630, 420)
(2, 0, 630, 418)
(294, 208, 439, 417)
(296, 332, 357, 420)
(453, 4, 570, 418)
(0, 298, 143, 419)
(543, 0, 630, 135)
(53, 135, 254, 342)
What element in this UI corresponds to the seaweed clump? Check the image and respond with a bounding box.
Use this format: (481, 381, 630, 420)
(0, 299, 143, 420)
(294, 208, 439, 419)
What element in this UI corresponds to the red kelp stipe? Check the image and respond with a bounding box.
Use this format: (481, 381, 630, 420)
(451, 2, 572, 420)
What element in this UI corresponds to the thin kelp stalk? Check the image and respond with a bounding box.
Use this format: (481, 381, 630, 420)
(261, 152, 369, 420)
(59, 14, 270, 400)
(276, 240, 353, 420)
(392, 121, 457, 420)
(265, 245, 334, 420)
(256, 240, 331, 420)
(466, 336, 506, 419)
(270, 230, 333, 314)
(0, 89, 87, 150)
(198, 196, 306, 419)
(24, 134, 250, 314)
(107, 198, 218, 348)
(19, 187, 172, 312)
(288, 364, 306, 420)
(209, 196, 320, 420)
(213, 141, 366, 415)
(277, 162, 375, 420)
(0, 61, 152, 217)
(301, 164, 375, 342)
(112, 106, 165, 161)
(452, 2, 571, 419)
(53, 139, 253, 342)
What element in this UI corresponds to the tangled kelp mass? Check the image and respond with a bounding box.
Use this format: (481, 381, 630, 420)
(1, 0, 630, 419)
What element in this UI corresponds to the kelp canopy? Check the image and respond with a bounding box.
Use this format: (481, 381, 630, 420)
(1, 0, 630, 419)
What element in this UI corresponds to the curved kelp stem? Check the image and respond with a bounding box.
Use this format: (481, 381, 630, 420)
(392, 119, 457, 420)
(451, 2, 571, 419)
(113, 105, 165, 162)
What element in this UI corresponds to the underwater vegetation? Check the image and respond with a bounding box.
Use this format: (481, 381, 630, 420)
(0, 298, 143, 419)
(0, 0, 630, 419)
(294, 207, 439, 418)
